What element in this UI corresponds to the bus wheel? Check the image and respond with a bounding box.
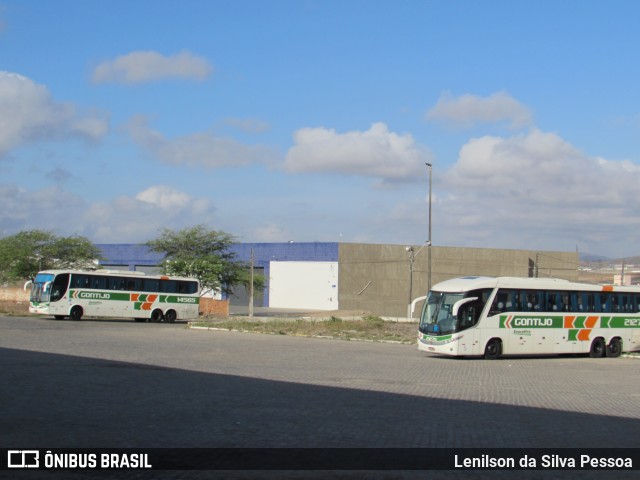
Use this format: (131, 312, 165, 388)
(70, 306, 83, 321)
(164, 310, 177, 323)
(484, 339, 502, 360)
(589, 338, 605, 358)
(151, 309, 164, 323)
(606, 338, 622, 358)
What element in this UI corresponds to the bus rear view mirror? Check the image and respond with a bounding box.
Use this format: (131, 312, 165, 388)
(452, 297, 478, 317)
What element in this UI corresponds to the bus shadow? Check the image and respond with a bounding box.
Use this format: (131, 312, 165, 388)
(44, 316, 191, 325)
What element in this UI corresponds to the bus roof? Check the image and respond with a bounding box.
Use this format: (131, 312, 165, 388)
(431, 276, 640, 293)
(35, 269, 197, 282)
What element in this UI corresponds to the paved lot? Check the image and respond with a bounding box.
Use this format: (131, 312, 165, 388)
(1, 316, 639, 479)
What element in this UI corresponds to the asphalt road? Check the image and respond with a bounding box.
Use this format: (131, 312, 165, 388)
(1, 316, 639, 480)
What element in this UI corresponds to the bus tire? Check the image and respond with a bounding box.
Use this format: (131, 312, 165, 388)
(165, 310, 177, 323)
(151, 309, 164, 323)
(484, 338, 502, 360)
(589, 337, 606, 358)
(606, 338, 622, 358)
(70, 306, 83, 321)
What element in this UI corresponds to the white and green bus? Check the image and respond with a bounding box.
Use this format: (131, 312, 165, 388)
(418, 276, 640, 359)
(28, 270, 200, 322)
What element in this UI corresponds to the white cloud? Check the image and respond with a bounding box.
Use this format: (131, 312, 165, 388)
(92, 50, 213, 84)
(426, 91, 533, 130)
(0, 183, 215, 243)
(126, 115, 276, 168)
(0, 71, 109, 157)
(283, 122, 431, 183)
(135, 185, 191, 210)
(250, 223, 292, 242)
(435, 129, 640, 255)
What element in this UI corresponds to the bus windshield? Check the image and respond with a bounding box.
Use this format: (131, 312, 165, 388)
(30, 273, 55, 303)
(419, 291, 464, 335)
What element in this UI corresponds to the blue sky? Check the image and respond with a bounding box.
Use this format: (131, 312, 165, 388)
(1, 0, 639, 258)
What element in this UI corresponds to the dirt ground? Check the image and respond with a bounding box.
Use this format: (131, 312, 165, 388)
(0, 300, 29, 315)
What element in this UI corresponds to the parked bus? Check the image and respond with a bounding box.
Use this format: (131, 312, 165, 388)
(28, 270, 200, 322)
(418, 276, 640, 359)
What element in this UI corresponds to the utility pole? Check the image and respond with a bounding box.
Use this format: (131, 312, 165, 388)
(249, 248, 254, 318)
(407, 246, 414, 319)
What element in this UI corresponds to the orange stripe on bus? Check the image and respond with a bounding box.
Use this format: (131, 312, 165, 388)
(585, 316, 598, 328)
(564, 316, 575, 328)
(577, 329, 591, 341)
(601, 285, 614, 292)
(131, 293, 139, 302)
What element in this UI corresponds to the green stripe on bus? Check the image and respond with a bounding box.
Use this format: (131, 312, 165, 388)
(70, 289, 198, 304)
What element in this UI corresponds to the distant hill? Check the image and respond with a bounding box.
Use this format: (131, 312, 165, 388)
(580, 253, 610, 263)
(580, 253, 640, 265)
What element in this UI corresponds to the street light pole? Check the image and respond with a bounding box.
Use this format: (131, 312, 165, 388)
(426, 162, 432, 293)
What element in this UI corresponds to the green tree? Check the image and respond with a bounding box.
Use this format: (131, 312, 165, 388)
(145, 225, 261, 296)
(0, 230, 104, 282)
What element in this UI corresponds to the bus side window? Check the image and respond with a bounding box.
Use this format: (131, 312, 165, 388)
(503, 289, 514, 311)
(526, 291, 542, 311)
(51, 273, 69, 301)
(489, 291, 508, 315)
(624, 295, 634, 312)
(91, 276, 106, 290)
(524, 291, 533, 311)
(612, 294, 620, 312)
(458, 304, 478, 328)
(570, 292, 582, 312)
(561, 292, 569, 311)
(72, 274, 90, 288)
(599, 293, 611, 312)
(143, 279, 159, 292)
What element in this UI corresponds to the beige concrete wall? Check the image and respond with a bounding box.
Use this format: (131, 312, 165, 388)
(338, 243, 579, 318)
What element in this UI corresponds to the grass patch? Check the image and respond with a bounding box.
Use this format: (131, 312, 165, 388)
(191, 316, 418, 344)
